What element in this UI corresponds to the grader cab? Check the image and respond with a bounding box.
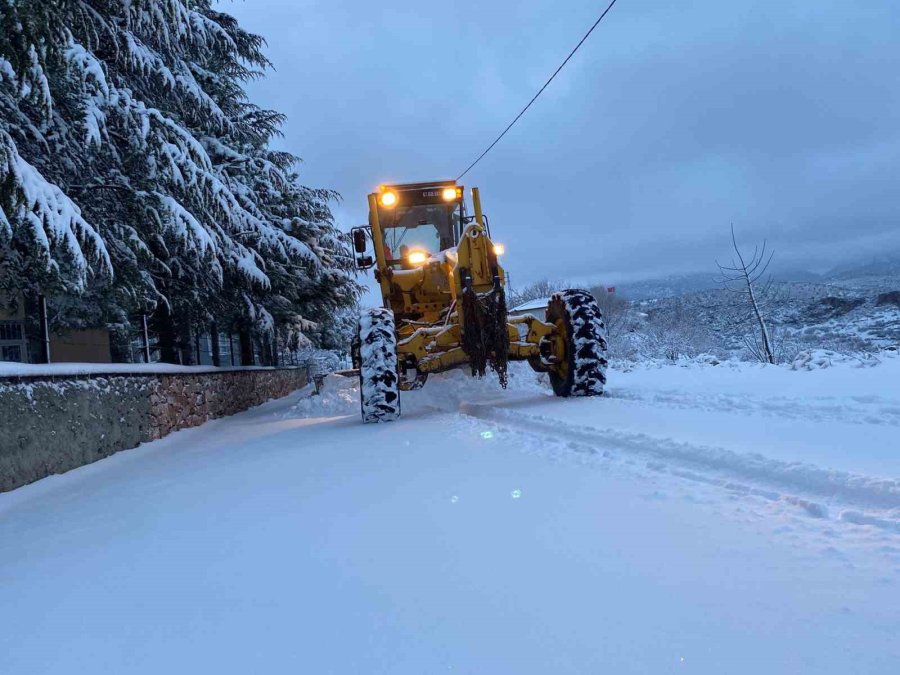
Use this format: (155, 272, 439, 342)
(350, 180, 608, 423)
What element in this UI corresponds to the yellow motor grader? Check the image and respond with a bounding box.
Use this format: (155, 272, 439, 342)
(350, 180, 607, 422)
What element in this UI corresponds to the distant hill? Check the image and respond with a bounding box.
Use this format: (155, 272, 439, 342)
(823, 256, 900, 292)
(618, 254, 900, 300)
(825, 255, 900, 279)
(625, 279, 900, 360)
(618, 269, 823, 301)
(617, 273, 721, 301)
(611, 254, 900, 360)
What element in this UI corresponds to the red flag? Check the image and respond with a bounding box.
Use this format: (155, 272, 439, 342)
(607, 286, 615, 294)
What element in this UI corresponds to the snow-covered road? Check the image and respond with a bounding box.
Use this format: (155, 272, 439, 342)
(2, 357, 899, 673)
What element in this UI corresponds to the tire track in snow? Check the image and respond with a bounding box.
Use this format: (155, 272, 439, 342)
(458, 402, 900, 520)
(604, 388, 900, 428)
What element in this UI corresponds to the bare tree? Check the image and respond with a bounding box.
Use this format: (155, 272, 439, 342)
(717, 225, 776, 364)
(589, 285, 632, 339)
(641, 299, 719, 362)
(508, 278, 564, 308)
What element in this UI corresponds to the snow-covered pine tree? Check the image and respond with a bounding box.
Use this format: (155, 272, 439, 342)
(183, 9, 361, 361)
(0, 4, 112, 299)
(217, 145, 361, 359)
(0, 0, 359, 360)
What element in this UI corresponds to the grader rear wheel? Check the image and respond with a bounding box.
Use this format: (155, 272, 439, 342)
(546, 289, 609, 397)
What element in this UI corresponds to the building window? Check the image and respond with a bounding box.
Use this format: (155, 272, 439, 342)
(1, 345, 22, 362)
(0, 320, 26, 362)
(0, 321, 23, 342)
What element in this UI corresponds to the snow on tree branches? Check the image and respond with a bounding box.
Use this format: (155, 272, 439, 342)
(0, 129, 111, 288)
(0, 0, 360, 354)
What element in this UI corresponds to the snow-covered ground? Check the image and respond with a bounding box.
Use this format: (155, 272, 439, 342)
(1, 356, 899, 673)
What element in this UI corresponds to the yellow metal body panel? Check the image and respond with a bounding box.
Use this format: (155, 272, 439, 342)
(367, 185, 561, 378)
(472, 186, 485, 227)
(455, 222, 503, 290)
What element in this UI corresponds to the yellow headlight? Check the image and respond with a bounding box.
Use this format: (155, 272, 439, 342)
(442, 187, 458, 201)
(380, 191, 398, 207)
(493, 243, 505, 256)
(407, 250, 428, 265)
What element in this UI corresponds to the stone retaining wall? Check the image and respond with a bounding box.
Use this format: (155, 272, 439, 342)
(0, 368, 308, 493)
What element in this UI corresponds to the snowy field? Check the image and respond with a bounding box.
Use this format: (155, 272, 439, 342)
(1, 355, 899, 673)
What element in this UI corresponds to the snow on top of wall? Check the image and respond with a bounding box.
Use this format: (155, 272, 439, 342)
(0, 362, 276, 378)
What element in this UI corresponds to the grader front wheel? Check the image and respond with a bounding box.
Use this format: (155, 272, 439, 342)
(357, 308, 401, 423)
(546, 289, 609, 397)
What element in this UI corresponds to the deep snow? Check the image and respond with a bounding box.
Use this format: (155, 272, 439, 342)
(1, 357, 898, 673)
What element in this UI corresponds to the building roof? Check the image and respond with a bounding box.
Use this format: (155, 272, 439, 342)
(510, 297, 550, 312)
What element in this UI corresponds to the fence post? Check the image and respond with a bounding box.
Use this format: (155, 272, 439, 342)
(38, 294, 51, 364)
(142, 314, 151, 363)
(210, 323, 221, 367)
(238, 327, 254, 366)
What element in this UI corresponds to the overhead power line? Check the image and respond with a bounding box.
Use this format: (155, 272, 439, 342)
(456, 0, 621, 181)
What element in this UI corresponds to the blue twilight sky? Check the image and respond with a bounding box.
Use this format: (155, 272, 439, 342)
(221, 0, 900, 293)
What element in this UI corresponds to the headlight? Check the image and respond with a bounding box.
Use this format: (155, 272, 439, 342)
(407, 250, 428, 265)
(493, 243, 505, 255)
(380, 191, 398, 207)
(442, 187, 459, 201)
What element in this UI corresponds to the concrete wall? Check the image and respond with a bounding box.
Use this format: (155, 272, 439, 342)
(0, 368, 308, 492)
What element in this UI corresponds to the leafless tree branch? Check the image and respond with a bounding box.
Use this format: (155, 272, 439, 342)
(717, 224, 776, 364)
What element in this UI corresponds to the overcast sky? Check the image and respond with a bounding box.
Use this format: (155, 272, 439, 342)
(222, 0, 900, 294)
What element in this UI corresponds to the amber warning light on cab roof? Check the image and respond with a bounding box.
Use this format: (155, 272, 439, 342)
(378, 184, 462, 208)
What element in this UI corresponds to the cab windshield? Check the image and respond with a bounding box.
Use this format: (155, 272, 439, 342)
(379, 203, 460, 264)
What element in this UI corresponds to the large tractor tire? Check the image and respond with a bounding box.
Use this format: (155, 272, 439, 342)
(357, 308, 401, 423)
(546, 289, 608, 397)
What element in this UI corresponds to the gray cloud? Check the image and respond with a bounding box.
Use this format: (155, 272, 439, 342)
(223, 0, 900, 297)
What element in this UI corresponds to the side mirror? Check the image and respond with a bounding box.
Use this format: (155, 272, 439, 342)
(352, 228, 368, 253)
(356, 255, 374, 269)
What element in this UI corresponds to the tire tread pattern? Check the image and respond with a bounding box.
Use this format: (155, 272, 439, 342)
(358, 308, 400, 422)
(551, 289, 608, 396)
